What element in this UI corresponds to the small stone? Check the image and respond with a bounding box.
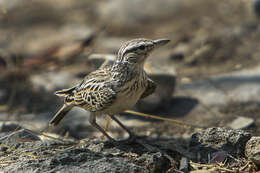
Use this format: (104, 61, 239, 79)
(0, 146, 8, 152)
(228, 116, 254, 130)
(190, 168, 218, 173)
(209, 151, 228, 164)
(142, 152, 171, 173)
(0, 121, 22, 132)
(189, 127, 251, 162)
(181, 77, 192, 84)
(179, 157, 189, 172)
(245, 136, 260, 167)
(170, 53, 184, 61)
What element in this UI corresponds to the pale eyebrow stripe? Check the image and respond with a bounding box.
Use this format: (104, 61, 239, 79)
(122, 44, 142, 56)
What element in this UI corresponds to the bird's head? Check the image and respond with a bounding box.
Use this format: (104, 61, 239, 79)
(116, 38, 170, 67)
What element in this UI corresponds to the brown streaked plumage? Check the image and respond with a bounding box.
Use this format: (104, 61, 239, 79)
(49, 38, 170, 141)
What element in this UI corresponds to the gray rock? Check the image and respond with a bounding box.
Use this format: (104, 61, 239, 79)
(1, 137, 180, 173)
(139, 152, 171, 173)
(179, 157, 189, 172)
(245, 136, 260, 167)
(0, 121, 22, 132)
(190, 169, 219, 173)
(189, 127, 251, 162)
(209, 151, 228, 164)
(177, 65, 260, 106)
(0, 128, 254, 172)
(228, 116, 255, 130)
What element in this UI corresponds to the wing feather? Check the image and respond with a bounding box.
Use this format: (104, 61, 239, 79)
(73, 68, 116, 112)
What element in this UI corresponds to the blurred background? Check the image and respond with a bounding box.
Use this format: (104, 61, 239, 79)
(0, 0, 259, 139)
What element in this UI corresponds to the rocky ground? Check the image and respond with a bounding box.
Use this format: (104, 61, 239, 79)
(0, 127, 258, 172)
(0, 0, 260, 172)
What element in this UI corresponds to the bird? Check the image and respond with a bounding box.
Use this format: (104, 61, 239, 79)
(49, 38, 170, 141)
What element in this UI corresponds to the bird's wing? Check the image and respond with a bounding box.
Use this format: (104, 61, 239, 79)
(140, 78, 156, 99)
(73, 68, 117, 112)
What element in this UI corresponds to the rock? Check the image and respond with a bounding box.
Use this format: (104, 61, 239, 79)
(245, 136, 260, 167)
(138, 152, 171, 173)
(190, 169, 218, 173)
(170, 43, 190, 62)
(170, 53, 184, 61)
(209, 151, 228, 164)
(228, 116, 255, 130)
(1, 137, 181, 172)
(177, 65, 260, 106)
(0, 121, 22, 132)
(179, 157, 189, 172)
(189, 127, 251, 162)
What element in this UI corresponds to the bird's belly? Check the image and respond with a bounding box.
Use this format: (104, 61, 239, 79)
(104, 87, 145, 115)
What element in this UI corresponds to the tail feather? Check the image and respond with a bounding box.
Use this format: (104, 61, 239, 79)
(55, 86, 76, 97)
(49, 105, 73, 126)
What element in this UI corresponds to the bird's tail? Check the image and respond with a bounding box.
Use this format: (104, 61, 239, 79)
(55, 86, 76, 97)
(49, 104, 73, 126)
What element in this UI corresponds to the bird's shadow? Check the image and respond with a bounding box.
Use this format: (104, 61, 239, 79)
(163, 96, 199, 118)
(102, 135, 185, 157)
(124, 96, 199, 121)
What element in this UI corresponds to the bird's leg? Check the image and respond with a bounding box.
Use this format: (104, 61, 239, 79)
(104, 115, 112, 132)
(101, 115, 112, 140)
(108, 115, 135, 140)
(89, 114, 115, 141)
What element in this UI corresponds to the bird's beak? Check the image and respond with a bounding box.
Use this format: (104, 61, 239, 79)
(153, 39, 170, 47)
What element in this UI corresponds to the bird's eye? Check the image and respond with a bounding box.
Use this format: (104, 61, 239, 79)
(139, 45, 145, 50)
(128, 56, 138, 63)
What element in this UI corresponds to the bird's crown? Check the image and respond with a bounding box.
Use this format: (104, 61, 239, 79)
(116, 38, 170, 64)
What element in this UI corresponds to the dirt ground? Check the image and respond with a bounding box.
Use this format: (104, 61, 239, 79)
(0, 0, 260, 172)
